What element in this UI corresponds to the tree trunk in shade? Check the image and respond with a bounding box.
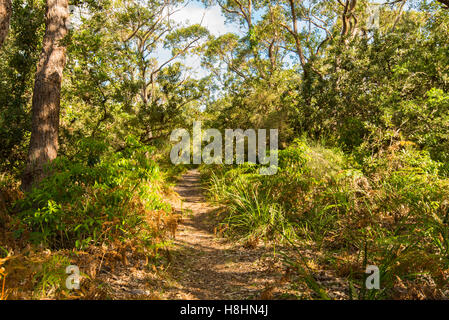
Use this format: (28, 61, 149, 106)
(22, 0, 69, 191)
(0, 0, 12, 48)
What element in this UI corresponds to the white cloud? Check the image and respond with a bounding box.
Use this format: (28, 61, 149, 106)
(154, 2, 239, 79)
(171, 3, 239, 36)
(157, 3, 238, 79)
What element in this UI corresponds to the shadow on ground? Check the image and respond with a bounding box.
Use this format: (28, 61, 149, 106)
(153, 169, 289, 300)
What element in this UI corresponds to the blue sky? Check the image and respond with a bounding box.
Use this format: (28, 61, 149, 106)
(153, 0, 414, 79)
(157, 1, 240, 79)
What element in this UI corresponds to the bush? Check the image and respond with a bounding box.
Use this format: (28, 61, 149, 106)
(203, 139, 449, 299)
(15, 137, 173, 250)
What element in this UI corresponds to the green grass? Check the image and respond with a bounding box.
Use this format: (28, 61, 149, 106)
(202, 138, 449, 299)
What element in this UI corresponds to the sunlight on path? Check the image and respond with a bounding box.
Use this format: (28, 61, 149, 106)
(161, 169, 284, 300)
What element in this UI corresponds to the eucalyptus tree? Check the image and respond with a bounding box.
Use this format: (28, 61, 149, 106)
(61, 0, 210, 152)
(0, 0, 45, 173)
(0, 0, 11, 47)
(105, 0, 209, 144)
(202, 0, 283, 81)
(22, 0, 69, 191)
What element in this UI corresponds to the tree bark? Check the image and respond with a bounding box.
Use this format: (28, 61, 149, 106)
(341, 0, 358, 38)
(0, 0, 12, 48)
(22, 0, 69, 191)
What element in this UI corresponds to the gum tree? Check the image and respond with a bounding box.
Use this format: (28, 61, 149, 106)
(0, 0, 12, 47)
(22, 0, 69, 190)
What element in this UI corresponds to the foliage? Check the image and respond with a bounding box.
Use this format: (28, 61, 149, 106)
(1, 0, 449, 300)
(16, 137, 172, 250)
(0, 0, 45, 174)
(203, 139, 449, 299)
(32, 254, 72, 299)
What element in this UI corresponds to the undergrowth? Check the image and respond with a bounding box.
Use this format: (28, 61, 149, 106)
(202, 138, 449, 299)
(0, 136, 179, 299)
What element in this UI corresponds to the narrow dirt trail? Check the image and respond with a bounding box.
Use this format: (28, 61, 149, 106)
(158, 169, 285, 300)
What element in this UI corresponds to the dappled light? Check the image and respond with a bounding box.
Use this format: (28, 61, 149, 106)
(1, 0, 449, 302)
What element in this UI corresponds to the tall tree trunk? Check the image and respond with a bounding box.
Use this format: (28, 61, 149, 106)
(22, 0, 69, 191)
(0, 0, 12, 48)
(341, 0, 358, 38)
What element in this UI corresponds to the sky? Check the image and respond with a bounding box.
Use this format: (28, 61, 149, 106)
(71, 1, 238, 79)
(73, 0, 409, 80)
(171, 2, 239, 36)
(159, 1, 240, 79)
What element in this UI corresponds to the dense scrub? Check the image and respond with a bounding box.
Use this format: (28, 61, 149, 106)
(0, 137, 178, 299)
(203, 139, 449, 299)
(1, 0, 449, 300)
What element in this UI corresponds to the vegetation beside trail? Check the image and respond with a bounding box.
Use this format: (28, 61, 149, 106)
(202, 139, 449, 299)
(1, 137, 181, 299)
(1, 0, 449, 300)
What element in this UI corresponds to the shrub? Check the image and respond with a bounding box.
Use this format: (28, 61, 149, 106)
(15, 137, 173, 250)
(203, 139, 449, 299)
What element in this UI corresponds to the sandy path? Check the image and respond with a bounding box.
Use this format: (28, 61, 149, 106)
(159, 169, 285, 300)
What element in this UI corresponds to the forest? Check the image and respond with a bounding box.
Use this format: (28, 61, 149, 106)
(0, 0, 449, 300)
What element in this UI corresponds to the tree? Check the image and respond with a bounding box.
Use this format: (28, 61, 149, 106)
(437, 0, 449, 8)
(59, 0, 209, 155)
(22, 0, 69, 191)
(0, 0, 45, 173)
(0, 0, 11, 47)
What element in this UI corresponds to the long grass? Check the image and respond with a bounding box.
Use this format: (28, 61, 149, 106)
(202, 139, 449, 299)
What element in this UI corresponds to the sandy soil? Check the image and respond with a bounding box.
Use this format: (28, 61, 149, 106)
(157, 169, 287, 300)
